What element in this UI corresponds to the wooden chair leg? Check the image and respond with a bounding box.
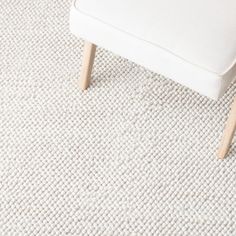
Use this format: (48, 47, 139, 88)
(79, 41, 96, 90)
(218, 96, 236, 159)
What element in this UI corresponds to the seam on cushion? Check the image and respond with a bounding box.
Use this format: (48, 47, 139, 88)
(73, 4, 233, 77)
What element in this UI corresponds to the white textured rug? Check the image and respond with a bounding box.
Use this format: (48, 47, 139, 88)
(0, 1, 236, 235)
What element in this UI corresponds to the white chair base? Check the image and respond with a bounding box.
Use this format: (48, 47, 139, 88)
(70, 2, 236, 100)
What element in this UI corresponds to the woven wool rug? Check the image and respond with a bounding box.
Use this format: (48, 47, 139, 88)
(0, 0, 236, 235)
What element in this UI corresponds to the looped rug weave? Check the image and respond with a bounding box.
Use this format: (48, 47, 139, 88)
(0, 0, 235, 235)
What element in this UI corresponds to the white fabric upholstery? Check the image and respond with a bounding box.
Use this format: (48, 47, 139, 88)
(70, 0, 236, 100)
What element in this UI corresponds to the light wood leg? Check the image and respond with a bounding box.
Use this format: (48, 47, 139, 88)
(79, 41, 96, 90)
(218, 96, 236, 159)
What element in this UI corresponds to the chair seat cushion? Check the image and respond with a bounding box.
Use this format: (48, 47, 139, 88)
(70, 0, 236, 99)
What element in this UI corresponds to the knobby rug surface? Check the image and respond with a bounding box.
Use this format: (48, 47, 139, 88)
(0, 1, 235, 235)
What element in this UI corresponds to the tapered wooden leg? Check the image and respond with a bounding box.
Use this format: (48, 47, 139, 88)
(218, 96, 236, 159)
(79, 41, 96, 90)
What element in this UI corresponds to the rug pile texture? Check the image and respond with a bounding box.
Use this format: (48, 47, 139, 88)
(0, 0, 235, 235)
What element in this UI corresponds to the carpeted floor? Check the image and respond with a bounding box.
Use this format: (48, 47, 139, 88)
(0, 0, 236, 235)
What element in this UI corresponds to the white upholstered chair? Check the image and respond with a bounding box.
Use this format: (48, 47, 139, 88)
(70, 0, 236, 159)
